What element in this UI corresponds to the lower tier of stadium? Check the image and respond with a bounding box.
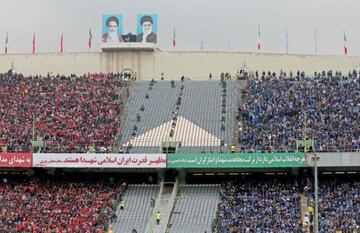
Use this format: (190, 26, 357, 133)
(0, 168, 359, 233)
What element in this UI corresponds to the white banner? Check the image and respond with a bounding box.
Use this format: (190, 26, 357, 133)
(100, 42, 155, 51)
(33, 153, 166, 168)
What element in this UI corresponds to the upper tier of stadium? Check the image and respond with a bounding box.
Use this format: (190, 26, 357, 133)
(0, 69, 358, 153)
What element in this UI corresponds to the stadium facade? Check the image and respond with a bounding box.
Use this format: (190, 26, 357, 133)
(1, 50, 360, 78)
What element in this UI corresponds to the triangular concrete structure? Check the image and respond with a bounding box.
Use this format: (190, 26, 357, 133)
(124, 116, 222, 147)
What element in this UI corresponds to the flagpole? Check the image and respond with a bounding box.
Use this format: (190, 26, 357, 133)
(88, 28, 92, 53)
(60, 32, 64, 54)
(257, 24, 261, 51)
(228, 24, 232, 51)
(172, 27, 176, 50)
(314, 27, 318, 55)
(200, 27, 204, 51)
(343, 30, 348, 56)
(89, 28, 90, 53)
(5, 32, 8, 55)
(285, 27, 289, 54)
(32, 32, 36, 55)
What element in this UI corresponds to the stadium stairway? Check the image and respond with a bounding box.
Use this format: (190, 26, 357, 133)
(166, 184, 220, 233)
(145, 181, 178, 233)
(111, 184, 160, 233)
(301, 194, 311, 232)
(231, 80, 247, 148)
(235, 80, 247, 151)
(113, 81, 134, 152)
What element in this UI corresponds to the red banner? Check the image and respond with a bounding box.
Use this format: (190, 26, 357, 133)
(0, 153, 32, 167)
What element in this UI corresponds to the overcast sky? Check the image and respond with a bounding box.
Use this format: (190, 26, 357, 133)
(0, 0, 359, 56)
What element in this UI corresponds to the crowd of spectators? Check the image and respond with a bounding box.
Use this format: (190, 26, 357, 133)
(238, 70, 359, 152)
(1, 68, 358, 153)
(0, 72, 129, 153)
(0, 175, 125, 232)
(317, 179, 360, 232)
(216, 178, 304, 233)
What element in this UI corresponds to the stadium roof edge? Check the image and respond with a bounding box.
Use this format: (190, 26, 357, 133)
(160, 50, 360, 58)
(1, 50, 360, 59)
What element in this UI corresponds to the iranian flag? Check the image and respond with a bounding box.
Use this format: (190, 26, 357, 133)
(60, 33, 64, 53)
(343, 30, 348, 55)
(4, 32, 8, 55)
(257, 24, 261, 50)
(32, 33, 36, 54)
(88, 29, 92, 49)
(173, 28, 176, 47)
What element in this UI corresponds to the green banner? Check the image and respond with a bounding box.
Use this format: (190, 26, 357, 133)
(167, 153, 305, 168)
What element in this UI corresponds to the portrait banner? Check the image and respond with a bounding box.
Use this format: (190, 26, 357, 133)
(102, 14, 123, 43)
(136, 14, 158, 44)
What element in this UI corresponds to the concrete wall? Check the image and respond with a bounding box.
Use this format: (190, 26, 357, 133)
(1, 51, 360, 80)
(1, 52, 101, 76)
(155, 52, 360, 79)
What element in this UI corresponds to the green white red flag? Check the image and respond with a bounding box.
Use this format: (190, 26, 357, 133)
(60, 33, 64, 53)
(343, 30, 348, 55)
(172, 28, 176, 47)
(4, 32, 8, 54)
(32, 33, 36, 54)
(88, 29, 92, 49)
(257, 24, 261, 50)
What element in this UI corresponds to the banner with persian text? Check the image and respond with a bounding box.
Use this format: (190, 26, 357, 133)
(0, 153, 32, 167)
(33, 153, 166, 168)
(167, 153, 305, 168)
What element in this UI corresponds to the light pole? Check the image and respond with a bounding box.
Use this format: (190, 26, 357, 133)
(311, 153, 320, 233)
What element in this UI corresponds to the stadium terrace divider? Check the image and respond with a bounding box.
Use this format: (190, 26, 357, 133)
(0, 153, 32, 167)
(167, 153, 306, 168)
(32, 153, 167, 168)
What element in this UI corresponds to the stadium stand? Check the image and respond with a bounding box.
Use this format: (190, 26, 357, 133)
(0, 175, 124, 232)
(216, 177, 304, 233)
(317, 179, 360, 232)
(117, 80, 236, 154)
(168, 184, 219, 233)
(0, 72, 129, 153)
(238, 70, 359, 152)
(1, 69, 359, 233)
(2, 173, 359, 233)
(111, 184, 160, 233)
(2, 70, 358, 154)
